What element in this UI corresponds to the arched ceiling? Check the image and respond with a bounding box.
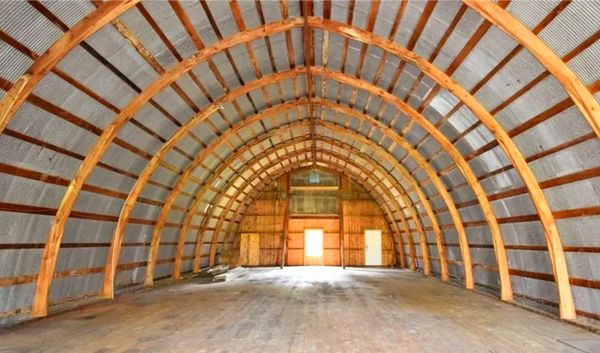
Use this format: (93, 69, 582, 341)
(0, 0, 599, 325)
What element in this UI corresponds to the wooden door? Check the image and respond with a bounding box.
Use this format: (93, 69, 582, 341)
(304, 229, 324, 265)
(240, 233, 260, 266)
(364, 229, 382, 266)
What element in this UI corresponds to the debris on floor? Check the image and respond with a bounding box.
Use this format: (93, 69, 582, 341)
(186, 265, 248, 283)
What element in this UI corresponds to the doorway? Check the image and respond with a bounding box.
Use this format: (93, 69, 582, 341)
(304, 229, 324, 265)
(364, 229, 382, 266)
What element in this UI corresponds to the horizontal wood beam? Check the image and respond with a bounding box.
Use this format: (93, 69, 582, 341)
(290, 186, 339, 191)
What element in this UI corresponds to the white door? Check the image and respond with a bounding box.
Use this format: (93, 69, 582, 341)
(304, 229, 324, 265)
(364, 229, 382, 266)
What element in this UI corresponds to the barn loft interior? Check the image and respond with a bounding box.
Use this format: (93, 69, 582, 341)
(0, 0, 599, 352)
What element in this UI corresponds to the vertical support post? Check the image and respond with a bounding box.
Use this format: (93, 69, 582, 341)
(280, 174, 290, 268)
(339, 174, 346, 269)
(388, 217, 400, 268)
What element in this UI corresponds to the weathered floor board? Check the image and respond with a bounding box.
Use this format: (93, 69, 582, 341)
(1, 267, 598, 353)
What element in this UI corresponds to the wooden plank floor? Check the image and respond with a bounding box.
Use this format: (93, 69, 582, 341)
(1, 267, 598, 353)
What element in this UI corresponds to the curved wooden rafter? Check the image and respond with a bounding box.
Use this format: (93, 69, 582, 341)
(224, 158, 405, 257)
(204, 144, 416, 270)
(204, 135, 423, 273)
(164, 124, 412, 278)
(221, 144, 438, 268)
(464, 0, 600, 141)
(223, 160, 411, 268)
(96, 84, 469, 297)
(109, 65, 482, 287)
(27, 13, 578, 318)
(30, 19, 303, 316)
(141, 129, 315, 287)
(217, 137, 427, 271)
(166, 122, 422, 276)
(32, 63, 485, 315)
(0, 0, 139, 135)
(20, 19, 447, 313)
(136, 96, 479, 289)
(212, 130, 435, 273)
(159, 99, 448, 280)
(311, 18, 577, 316)
(159, 102, 454, 282)
(315, 97, 480, 288)
(166, 118, 307, 279)
(225, 158, 408, 262)
(170, 130, 417, 275)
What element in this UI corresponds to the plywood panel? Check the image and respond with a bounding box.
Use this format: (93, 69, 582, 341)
(260, 249, 280, 266)
(261, 233, 282, 249)
(341, 197, 393, 267)
(323, 249, 341, 266)
(345, 250, 364, 266)
(238, 179, 287, 266)
(288, 218, 339, 233)
(323, 233, 340, 249)
(240, 233, 260, 266)
(286, 249, 304, 265)
(287, 232, 304, 249)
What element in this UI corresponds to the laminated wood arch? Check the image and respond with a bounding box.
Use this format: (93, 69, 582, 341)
(463, 0, 600, 140)
(308, 22, 589, 306)
(204, 146, 413, 271)
(95, 80, 481, 299)
(4, 5, 586, 321)
(142, 129, 414, 287)
(163, 126, 424, 279)
(136, 107, 457, 287)
(135, 131, 417, 288)
(183, 144, 404, 268)
(25, 21, 499, 315)
(210, 136, 432, 273)
(223, 158, 411, 258)
(220, 162, 410, 266)
(42, 61, 501, 313)
(225, 160, 414, 266)
(209, 141, 417, 271)
(200, 135, 424, 270)
(0, 0, 139, 134)
(164, 129, 418, 280)
(123, 99, 453, 285)
(202, 144, 414, 269)
(182, 121, 447, 277)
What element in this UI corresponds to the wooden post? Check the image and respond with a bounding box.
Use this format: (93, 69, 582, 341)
(280, 174, 290, 269)
(388, 219, 400, 268)
(339, 175, 346, 269)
